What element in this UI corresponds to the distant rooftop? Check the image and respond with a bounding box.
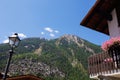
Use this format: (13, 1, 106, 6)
(80, 0, 120, 35)
(0, 73, 43, 80)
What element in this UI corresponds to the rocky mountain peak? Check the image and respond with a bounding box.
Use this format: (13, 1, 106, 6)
(56, 34, 85, 47)
(61, 34, 81, 42)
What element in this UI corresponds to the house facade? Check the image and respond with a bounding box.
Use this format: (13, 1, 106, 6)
(81, 0, 120, 80)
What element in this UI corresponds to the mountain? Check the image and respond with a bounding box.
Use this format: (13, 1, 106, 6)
(0, 34, 102, 80)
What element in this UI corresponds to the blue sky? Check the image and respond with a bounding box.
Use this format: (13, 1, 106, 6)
(0, 0, 109, 45)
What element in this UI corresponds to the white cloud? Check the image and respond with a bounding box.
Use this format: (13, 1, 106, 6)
(43, 27, 60, 38)
(44, 27, 53, 33)
(18, 33, 27, 38)
(41, 32, 45, 35)
(50, 33, 55, 37)
(55, 30, 59, 33)
(3, 39, 9, 43)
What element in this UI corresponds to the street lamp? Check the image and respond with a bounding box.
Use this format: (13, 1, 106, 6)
(3, 33, 20, 80)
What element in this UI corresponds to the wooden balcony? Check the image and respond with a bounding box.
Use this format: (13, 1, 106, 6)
(88, 52, 120, 79)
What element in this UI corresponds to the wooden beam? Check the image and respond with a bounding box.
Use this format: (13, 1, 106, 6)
(101, 24, 109, 35)
(80, 0, 105, 26)
(97, 9, 112, 21)
(116, 2, 120, 27)
(93, 13, 104, 30)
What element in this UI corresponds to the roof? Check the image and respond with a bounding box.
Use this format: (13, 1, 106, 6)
(80, 0, 120, 35)
(0, 74, 43, 80)
(6, 75, 43, 80)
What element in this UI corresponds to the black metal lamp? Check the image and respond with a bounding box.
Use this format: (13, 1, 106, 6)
(3, 33, 20, 80)
(9, 33, 21, 48)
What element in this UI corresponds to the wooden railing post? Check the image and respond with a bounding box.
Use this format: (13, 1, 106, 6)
(88, 50, 120, 78)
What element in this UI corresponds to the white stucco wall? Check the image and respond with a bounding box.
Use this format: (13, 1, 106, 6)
(107, 9, 120, 38)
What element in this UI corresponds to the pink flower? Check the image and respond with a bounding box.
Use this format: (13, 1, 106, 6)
(101, 36, 120, 51)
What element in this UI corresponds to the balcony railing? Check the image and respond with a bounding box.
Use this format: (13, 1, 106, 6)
(88, 52, 120, 79)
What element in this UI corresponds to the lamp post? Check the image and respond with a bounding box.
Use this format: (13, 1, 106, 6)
(3, 33, 20, 80)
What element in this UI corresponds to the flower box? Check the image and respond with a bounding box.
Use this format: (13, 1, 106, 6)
(101, 37, 120, 68)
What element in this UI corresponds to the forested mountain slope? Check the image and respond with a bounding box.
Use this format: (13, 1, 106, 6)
(0, 34, 102, 80)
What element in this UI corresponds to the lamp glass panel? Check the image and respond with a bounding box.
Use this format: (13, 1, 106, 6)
(9, 37, 20, 47)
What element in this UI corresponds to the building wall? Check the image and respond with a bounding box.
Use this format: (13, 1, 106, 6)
(108, 9, 120, 38)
